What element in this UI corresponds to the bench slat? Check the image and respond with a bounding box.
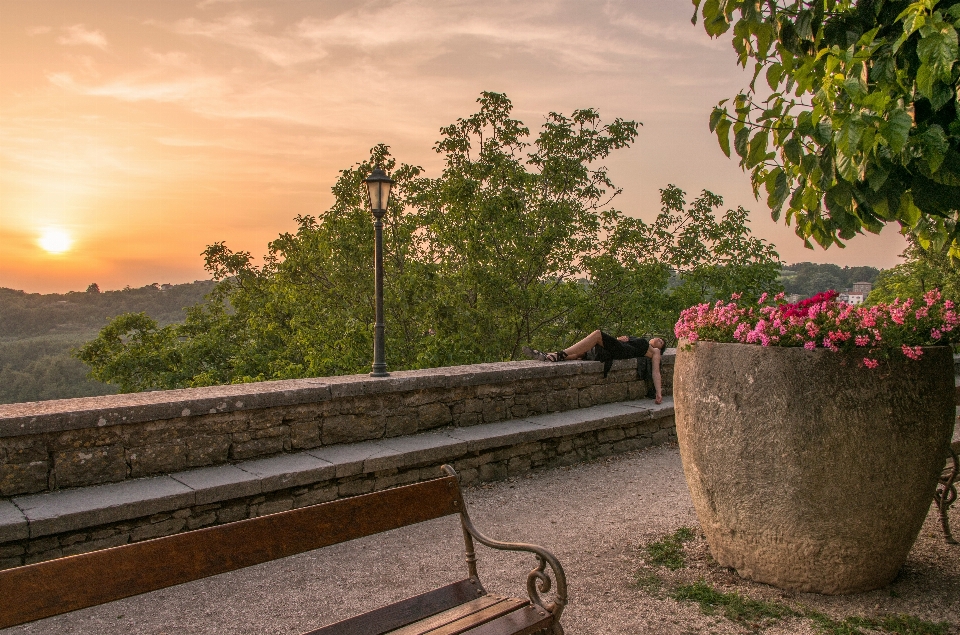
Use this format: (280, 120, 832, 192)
(383, 595, 511, 635)
(417, 598, 532, 635)
(304, 579, 486, 635)
(456, 605, 554, 635)
(0, 475, 462, 629)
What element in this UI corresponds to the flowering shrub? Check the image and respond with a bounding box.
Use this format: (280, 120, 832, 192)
(674, 289, 960, 366)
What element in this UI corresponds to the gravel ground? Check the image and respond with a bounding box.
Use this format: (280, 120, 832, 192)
(4, 444, 958, 634)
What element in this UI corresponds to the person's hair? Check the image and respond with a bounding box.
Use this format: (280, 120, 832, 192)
(647, 335, 668, 354)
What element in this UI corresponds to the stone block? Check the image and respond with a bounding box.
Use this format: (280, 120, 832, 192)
(217, 504, 249, 524)
(374, 432, 469, 471)
(294, 485, 337, 508)
(187, 512, 218, 530)
(232, 424, 287, 444)
(338, 477, 374, 497)
(185, 434, 231, 467)
(478, 461, 507, 482)
(384, 415, 418, 438)
(53, 445, 128, 488)
(253, 497, 293, 517)
(171, 464, 262, 506)
(236, 452, 335, 493)
(131, 517, 186, 542)
(0, 556, 23, 570)
(598, 428, 626, 443)
(62, 533, 131, 557)
(507, 457, 532, 475)
(321, 414, 385, 445)
(230, 436, 286, 460)
(307, 442, 390, 479)
(26, 536, 60, 554)
(481, 401, 511, 423)
(0, 437, 48, 462)
(417, 402, 452, 430)
(0, 544, 24, 559)
(25, 548, 62, 564)
(127, 443, 188, 478)
(445, 419, 548, 453)
(0, 460, 49, 497)
(14, 475, 195, 538)
(454, 412, 481, 427)
(289, 420, 321, 449)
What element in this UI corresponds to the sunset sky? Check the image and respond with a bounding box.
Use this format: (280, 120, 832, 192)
(0, 0, 909, 294)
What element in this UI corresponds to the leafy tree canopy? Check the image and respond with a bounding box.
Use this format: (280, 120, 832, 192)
(869, 234, 960, 299)
(694, 0, 960, 255)
(76, 93, 782, 393)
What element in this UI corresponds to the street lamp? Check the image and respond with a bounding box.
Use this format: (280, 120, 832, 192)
(364, 166, 395, 377)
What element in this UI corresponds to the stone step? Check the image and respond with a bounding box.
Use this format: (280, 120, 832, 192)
(0, 399, 676, 549)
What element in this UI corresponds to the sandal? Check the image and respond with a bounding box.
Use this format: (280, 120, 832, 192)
(523, 347, 566, 362)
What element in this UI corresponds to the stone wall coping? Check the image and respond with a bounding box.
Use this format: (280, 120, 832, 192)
(0, 352, 676, 439)
(4, 398, 675, 539)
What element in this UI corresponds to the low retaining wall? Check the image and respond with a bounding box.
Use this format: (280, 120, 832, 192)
(0, 355, 675, 497)
(0, 355, 677, 570)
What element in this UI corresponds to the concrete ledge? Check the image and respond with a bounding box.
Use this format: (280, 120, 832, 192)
(2, 398, 675, 544)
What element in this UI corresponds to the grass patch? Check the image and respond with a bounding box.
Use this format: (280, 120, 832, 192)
(672, 580, 798, 628)
(645, 527, 696, 570)
(807, 612, 950, 635)
(671, 580, 949, 635)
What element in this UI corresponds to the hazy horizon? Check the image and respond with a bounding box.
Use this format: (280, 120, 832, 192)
(1, 0, 909, 295)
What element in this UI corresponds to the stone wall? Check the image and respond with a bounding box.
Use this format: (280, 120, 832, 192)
(0, 355, 675, 497)
(0, 406, 675, 569)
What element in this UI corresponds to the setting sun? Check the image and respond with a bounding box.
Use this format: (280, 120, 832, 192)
(38, 228, 73, 254)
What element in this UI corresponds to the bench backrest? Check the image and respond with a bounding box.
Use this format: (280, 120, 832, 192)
(0, 473, 464, 629)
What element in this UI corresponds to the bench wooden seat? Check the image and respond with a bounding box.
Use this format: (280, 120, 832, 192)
(0, 465, 566, 634)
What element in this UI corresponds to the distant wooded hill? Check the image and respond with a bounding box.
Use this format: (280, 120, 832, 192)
(0, 281, 214, 404)
(780, 263, 881, 298)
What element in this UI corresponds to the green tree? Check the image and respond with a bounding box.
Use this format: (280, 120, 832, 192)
(695, 0, 960, 254)
(869, 234, 960, 300)
(76, 93, 781, 392)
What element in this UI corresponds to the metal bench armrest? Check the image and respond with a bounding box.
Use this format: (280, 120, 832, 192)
(441, 465, 568, 625)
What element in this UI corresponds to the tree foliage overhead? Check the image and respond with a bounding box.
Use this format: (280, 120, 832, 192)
(694, 0, 960, 255)
(76, 93, 782, 394)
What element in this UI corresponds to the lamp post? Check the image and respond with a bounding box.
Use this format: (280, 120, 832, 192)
(364, 166, 395, 377)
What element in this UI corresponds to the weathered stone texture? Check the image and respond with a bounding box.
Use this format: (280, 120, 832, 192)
(0, 356, 675, 498)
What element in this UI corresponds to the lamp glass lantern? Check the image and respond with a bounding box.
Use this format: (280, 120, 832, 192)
(364, 167, 394, 213)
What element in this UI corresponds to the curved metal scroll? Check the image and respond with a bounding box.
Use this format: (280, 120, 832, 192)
(441, 465, 568, 623)
(935, 448, 958, 545)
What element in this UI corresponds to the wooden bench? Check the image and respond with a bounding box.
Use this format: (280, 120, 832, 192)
(0, 465, 567, 634)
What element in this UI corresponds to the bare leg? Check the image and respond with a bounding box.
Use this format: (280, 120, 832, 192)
(562, 330, 603, 360)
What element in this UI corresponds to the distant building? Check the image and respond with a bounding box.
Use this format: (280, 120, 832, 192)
(160, 283, 174, 291)
(852, 281, 872, 296)
(839, 292, 865, 305)
(784, 294, 803, 304)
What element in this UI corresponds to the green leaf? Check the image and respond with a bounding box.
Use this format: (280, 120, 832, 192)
(881, 109, 913, 153)
(734, 126, 751, 159)
(766, 63, 783, 90)
(715, 118, 732, 157)
(709, 107, 725, 132)
(898, 191, 922, 227)
(784, 137, 802, 164)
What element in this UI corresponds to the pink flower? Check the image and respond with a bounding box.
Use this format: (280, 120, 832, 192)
(901, 344, 923, 360)
(730, 292, 742, 300)
(931, 328, 942, 340)
(855, 335, 870, 347)
(804, 341, 816, 350)
(863, 358, 878, 368)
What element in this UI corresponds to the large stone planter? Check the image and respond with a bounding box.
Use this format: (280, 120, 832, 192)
(674, 342, 954, 594)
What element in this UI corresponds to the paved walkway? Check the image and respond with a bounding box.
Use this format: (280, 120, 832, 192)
(3, 445, 958, 634)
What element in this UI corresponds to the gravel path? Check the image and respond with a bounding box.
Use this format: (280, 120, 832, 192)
(4, 444, 958, 634)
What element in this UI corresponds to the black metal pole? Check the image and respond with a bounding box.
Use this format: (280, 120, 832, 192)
(371, 208, 389, 377)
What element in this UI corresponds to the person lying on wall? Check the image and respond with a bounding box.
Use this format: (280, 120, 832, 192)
(524, 331, 666, 404)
